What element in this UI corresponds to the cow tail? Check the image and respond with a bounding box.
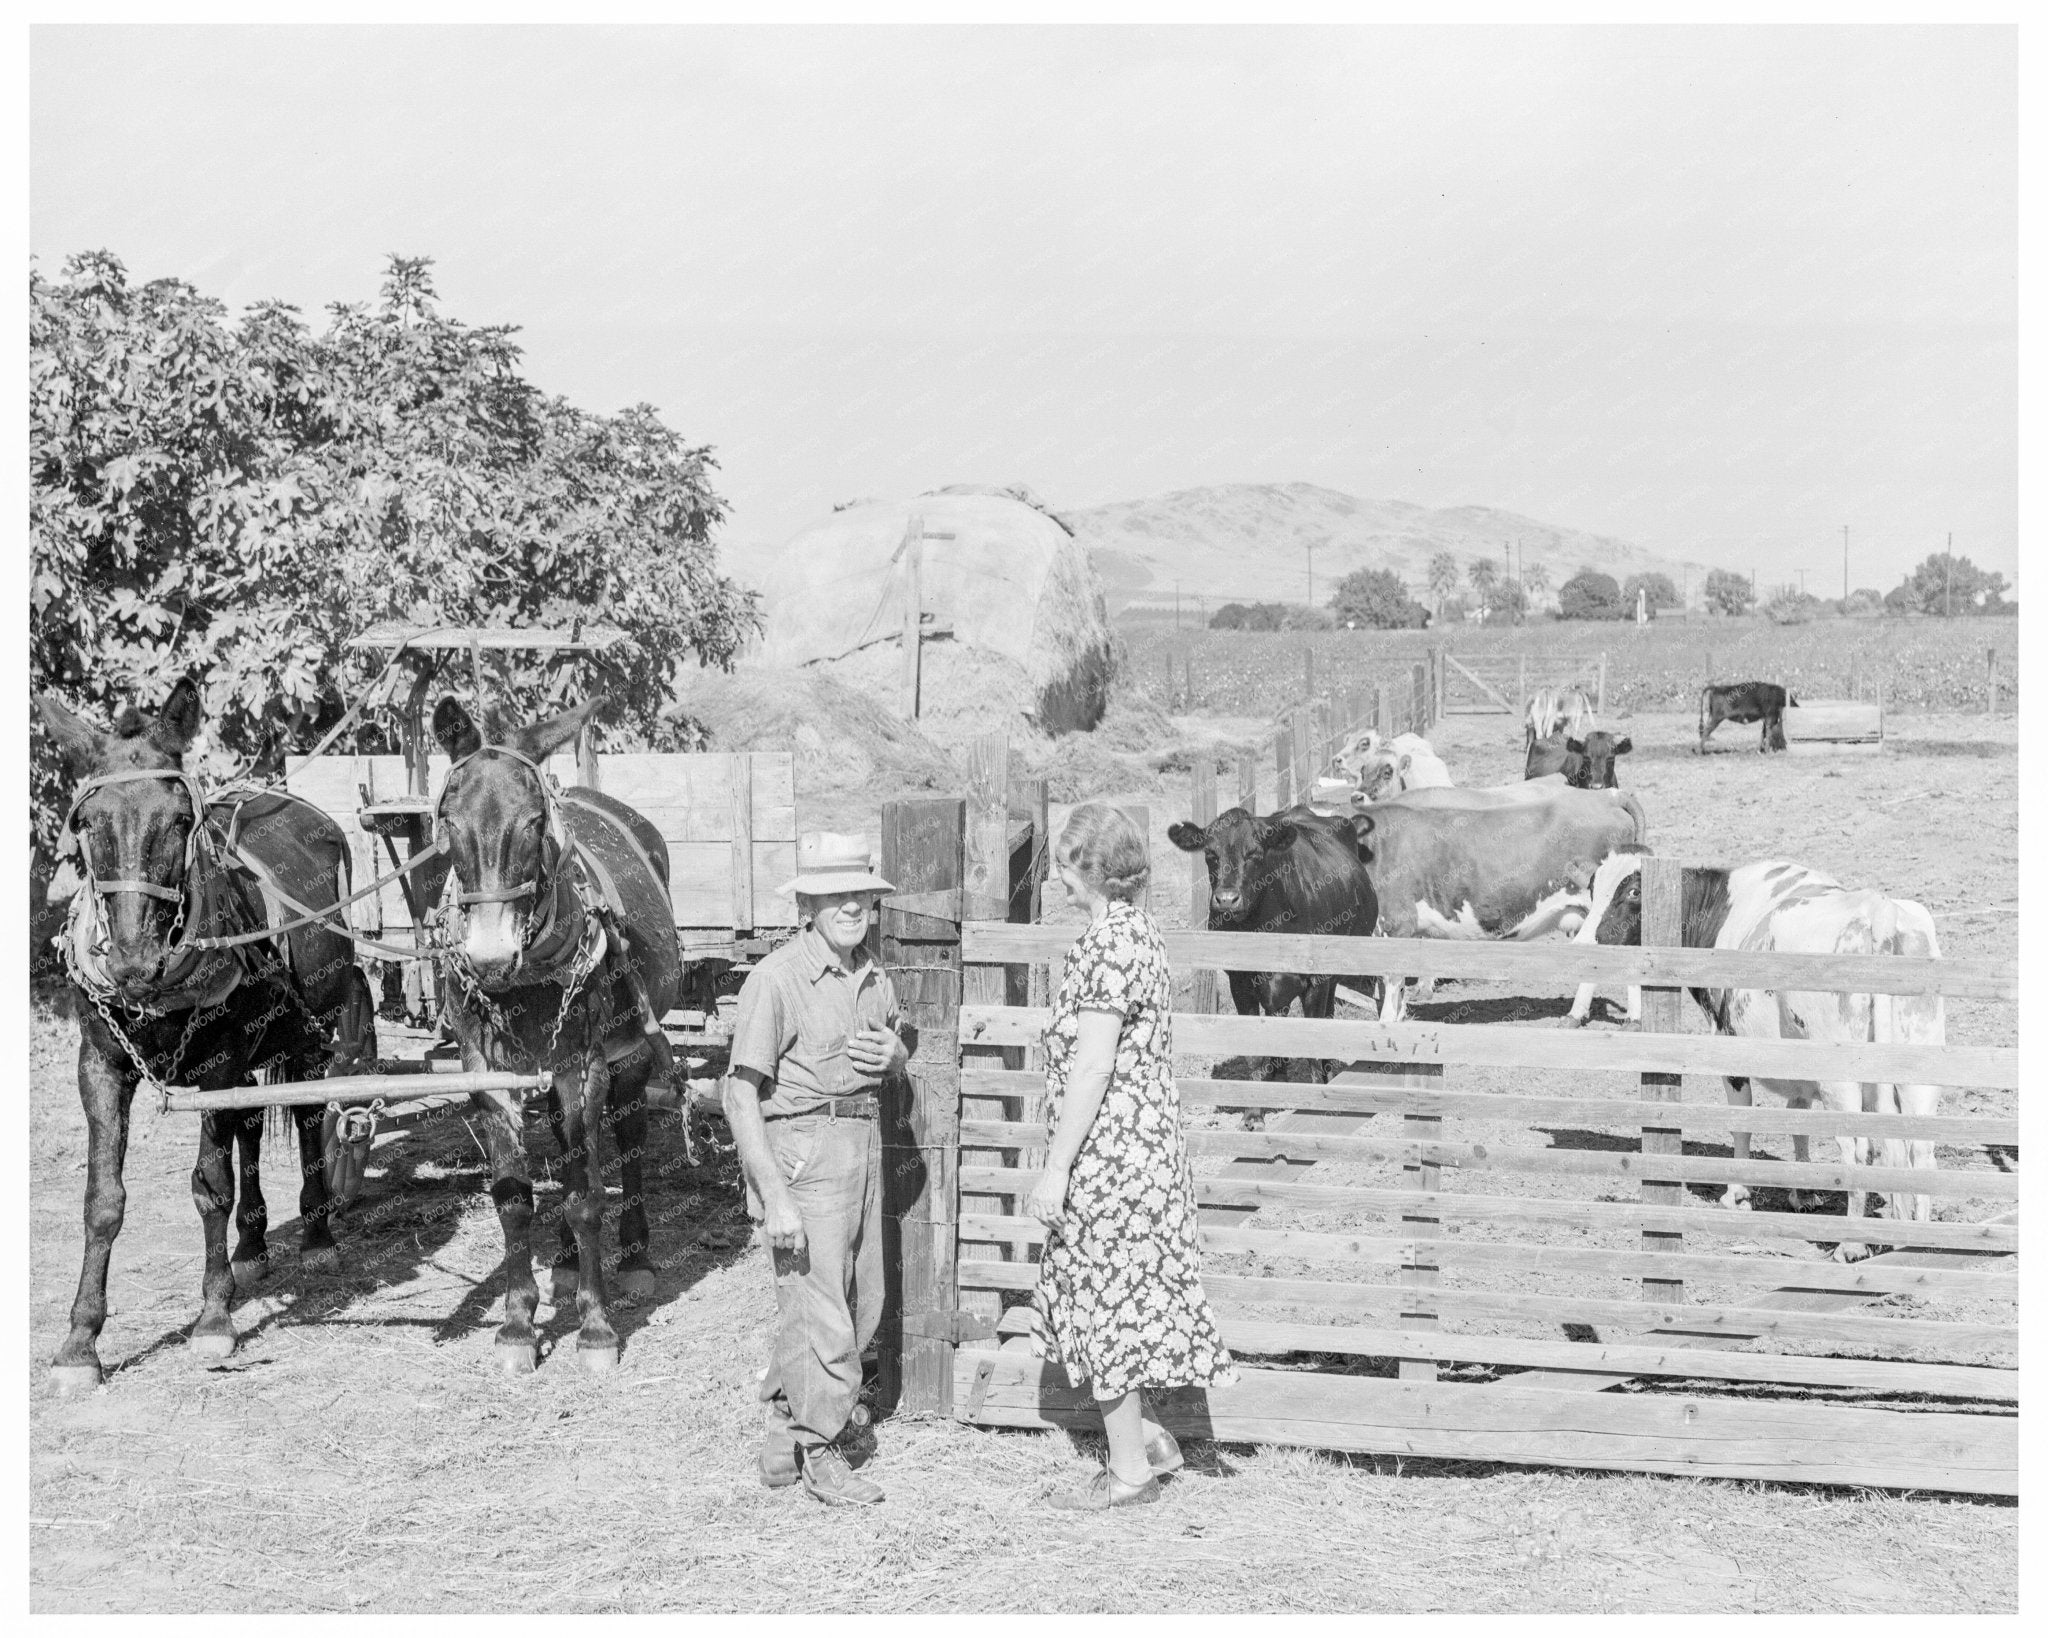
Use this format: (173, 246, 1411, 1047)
(1698, 686, 1710, 744)
(1620, 790, 1647, 842)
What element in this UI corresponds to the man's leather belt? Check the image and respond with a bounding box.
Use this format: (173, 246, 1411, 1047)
(768, 1096, 879, 1121)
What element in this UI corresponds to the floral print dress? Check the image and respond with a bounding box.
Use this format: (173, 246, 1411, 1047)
(1028, 899, 1237, 1398)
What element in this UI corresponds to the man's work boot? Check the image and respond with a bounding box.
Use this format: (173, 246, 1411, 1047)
(801, 1443, 884, 1507)
(759, 1430, 800, 1489)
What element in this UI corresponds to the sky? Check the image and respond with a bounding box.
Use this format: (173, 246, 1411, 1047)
(30, 25, 2017, 595)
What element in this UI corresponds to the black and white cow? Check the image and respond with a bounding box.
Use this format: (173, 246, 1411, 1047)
(1566, 848, 1944, 1260)
(1699, 681, 1797, 753)
(1353, 781, 1646, 1020)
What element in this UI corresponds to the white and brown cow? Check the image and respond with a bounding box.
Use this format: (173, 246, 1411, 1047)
(1567, 849, 1944, 1259)
(1354, 781, 1646, 1021)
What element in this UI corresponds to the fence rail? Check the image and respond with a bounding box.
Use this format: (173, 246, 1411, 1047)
(879, 789, 2018, 1497)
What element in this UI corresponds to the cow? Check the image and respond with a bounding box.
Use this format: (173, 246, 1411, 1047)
(1168, 804, 1380, 1081)
(1699, 681, 1797, 753)
(1525, 687, 1594, 749)
(1353, 733, 1453, 800)
(1525, 728, 1633, 788)
(1353, 781, 1647, 1021)
(1565, 848, 1943, 1260)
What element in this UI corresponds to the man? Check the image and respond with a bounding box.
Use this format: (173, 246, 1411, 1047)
(723, 831, 907, 1506)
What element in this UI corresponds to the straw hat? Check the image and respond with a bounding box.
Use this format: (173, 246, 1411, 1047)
(778, 831, 896, 897)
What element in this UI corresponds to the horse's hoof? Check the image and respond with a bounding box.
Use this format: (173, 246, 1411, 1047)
(49, 1363, 102, 1395)
(496, 1342, 537, 1375)
(578, 1341, 620, 1374)
(301, 1244, 341, 1273)
(617, 1268, 656, 1300)
(189, 1330, 236, 1360)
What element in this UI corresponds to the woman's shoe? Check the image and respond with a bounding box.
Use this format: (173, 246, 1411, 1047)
(1144, 1427, 1185, 1477)
(1046, 1467, 1161, 1511)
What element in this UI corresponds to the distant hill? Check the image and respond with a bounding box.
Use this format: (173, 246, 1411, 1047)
(1056, 482, 1719, 616)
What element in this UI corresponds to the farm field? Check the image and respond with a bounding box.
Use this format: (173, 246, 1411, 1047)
(1119, 613, 2019, 721)
(28, 707, 2016, 1613)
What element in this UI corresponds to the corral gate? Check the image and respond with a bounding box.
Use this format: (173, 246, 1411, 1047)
(875, 804, 2018, 1496)
(1440, 650, 1605, 717)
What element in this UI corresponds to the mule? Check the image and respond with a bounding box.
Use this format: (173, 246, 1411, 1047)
(36, 679, 377, 1391)
(429, 696, 682, 1373)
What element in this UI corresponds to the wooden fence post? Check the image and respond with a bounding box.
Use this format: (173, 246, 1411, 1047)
(1236, 753, 1258, 817)
(901, 515, 925, 720)
(1639, 857, 1685, 1313)
(879, 796, 965, 1416)
(1517, 653, 1527, 711)
(1412, 664, 1427, 737)
(1597, 651, 1609, 717)
(1987, 648, 1997, 716)
(1019, 777, 1050, 1074)
(1186, 652, 1196, 708)
(1289, 710, 1313, 800)
(1188, 763, 1217, 1014)
(1312, 698, 1333, 775)
(1304, 644, 1315, 703)
(1374, 684, 1386, 736)
(957, 735, 1014, 1341)
(1400, 1065, 1444, 1382)
(1273, 728, 1292, 810)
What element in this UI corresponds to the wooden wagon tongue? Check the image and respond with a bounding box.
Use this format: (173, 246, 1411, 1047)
(157, 1069, 552, 1114)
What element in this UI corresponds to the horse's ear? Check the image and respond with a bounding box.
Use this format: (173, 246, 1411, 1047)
(432, 696, 484, 760)
(33, 693, 106, 775)
(510, 697, 605, 763)
(151, 676, 203, 755)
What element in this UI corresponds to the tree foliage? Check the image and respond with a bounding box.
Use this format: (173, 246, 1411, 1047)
(1622, 572, 1680, 615)
(1892, 552, 2011, 616)
(1328, 567, 1429, 630)
(1556, 567, 1624, 621)
(30, 252, 758, 849)
(1426, 551, 1460, 613)
(1703, 567, 1756, 617)
(1210, 601, 1332, 632)
(1467, 557, 1500, 597)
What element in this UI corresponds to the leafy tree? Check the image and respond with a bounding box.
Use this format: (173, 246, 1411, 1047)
(1484, 579, 1529, 626)
(1467, 557, 1500, 600)
(1426, 551, 1460, 618)
(1211, 601, 1284, 631)
(1894, 552, 2011, 616)
(1763, 589, 1823, 625)
(1329, 567, 1428, 630)
(1556, 568, 1624, 621)
(30, 251, 758, 850)
(1521, 560, 1551, 595)
(1621, 572, 1680, 616)
(1703, 567, 1756, 617)
(1842, 586, 1885, 617)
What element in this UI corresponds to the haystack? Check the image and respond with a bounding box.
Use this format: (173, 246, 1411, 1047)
(749, 489, 1115, 734)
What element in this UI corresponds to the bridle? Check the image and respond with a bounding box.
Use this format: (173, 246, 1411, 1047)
(59, 765, 211, 909)
(433, 742, 574, 959)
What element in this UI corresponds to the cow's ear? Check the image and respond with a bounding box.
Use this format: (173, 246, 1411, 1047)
(432, 697, 484, 760)
(1167, 822, 1208, 853)
(1566, 736, 1585, 755)
(1613, 737, 1633, 756)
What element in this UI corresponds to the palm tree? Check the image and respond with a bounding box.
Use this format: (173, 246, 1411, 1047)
(1427, 552, 1459, 620)
(1468, 557, 1500, 615)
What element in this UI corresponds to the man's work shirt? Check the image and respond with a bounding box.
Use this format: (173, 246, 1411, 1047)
(728, 926, 902, 1117)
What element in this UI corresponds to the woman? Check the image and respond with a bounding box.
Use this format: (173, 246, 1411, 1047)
(1026, 802, 1237, 1511)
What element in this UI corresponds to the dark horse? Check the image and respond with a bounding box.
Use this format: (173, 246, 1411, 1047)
(429, 696, 682, 1373)
(36, 680, 378, 1392)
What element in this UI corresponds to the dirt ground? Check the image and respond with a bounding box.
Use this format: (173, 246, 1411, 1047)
(28, 709, 2016, 1612)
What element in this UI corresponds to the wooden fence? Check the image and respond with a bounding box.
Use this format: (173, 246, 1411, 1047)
(1439, 649, 1606, 717)
(875, 813, 2019, 1496)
